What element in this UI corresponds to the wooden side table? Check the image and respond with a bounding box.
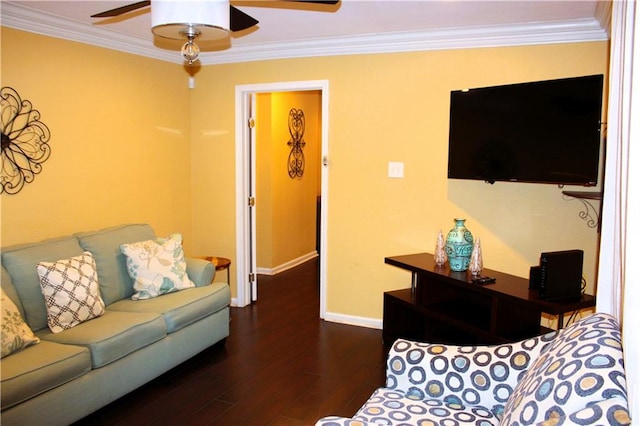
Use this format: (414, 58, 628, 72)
(198, 256, 231, 283)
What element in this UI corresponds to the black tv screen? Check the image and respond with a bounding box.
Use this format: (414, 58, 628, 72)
(447, 74, 604, 186)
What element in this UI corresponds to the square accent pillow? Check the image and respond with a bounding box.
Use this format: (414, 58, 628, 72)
(120, 233, 195, 300)
(36, 251, 106, 333)
(1, 287, 40, 358)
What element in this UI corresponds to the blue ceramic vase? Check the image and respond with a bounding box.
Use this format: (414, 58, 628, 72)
(445, 218, 474, 271)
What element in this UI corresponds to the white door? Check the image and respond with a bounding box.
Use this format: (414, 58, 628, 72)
(234, 80, 329, 316)
(247, 93, 258, 301)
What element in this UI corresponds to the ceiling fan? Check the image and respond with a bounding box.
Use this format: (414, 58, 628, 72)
(91, 0, 340, 63)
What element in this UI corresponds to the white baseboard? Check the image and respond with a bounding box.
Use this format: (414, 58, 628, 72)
(256, 251, 318, 276)
(231, 297, 382, 330)
(322, 311, 383, 330)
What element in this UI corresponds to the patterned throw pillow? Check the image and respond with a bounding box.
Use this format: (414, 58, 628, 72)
(501, 313, 629, 425)
(1, 287, 40, 357)
(120, 233, 194, 300)
(36, 251, 106, 333)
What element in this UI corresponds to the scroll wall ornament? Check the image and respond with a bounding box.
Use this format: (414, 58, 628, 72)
(1, 87, 51, 194)
(287, 108, 306, 179)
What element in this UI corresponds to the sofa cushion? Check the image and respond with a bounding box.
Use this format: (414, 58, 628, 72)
(107, 283, 230, 333)
(36, 252, 106, 333)
(76, 224, 156, 305)
(120, 233, 195, 300)
(353, 388, 500, 425)
(37, 310, 166, 368)
(386, 336, 556, 418)
(0, 340, 91, 410)
(1, 266, 25, 318)
(501, 313, 629, 425)
(1, 287, 40, 358)
(1, 236, 85, 331)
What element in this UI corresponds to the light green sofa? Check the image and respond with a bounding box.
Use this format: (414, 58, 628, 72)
(1, 224, 231, 425)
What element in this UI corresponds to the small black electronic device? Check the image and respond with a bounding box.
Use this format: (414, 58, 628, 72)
(472, 276, 496, 285)
(529, 266, 541, 290)
(539, 250, 584, 301)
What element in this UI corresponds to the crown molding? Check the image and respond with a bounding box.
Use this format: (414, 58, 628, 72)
(198, 19, 609, 65)
(2, 1, 610, 66)
(1, 2, 179, 63)
(595, 0, 612, 37)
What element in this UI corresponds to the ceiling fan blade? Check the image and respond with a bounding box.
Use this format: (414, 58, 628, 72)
(91, 0, 336, 33)
(287, 0, 340, 4)
(91, 1, 151, 18)
(230, 5, 259, 32)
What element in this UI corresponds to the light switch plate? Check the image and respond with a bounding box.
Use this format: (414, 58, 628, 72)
(388, 162, 404, 178)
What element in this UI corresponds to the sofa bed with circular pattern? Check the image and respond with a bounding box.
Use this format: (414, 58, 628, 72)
(316, 312, 630, 425)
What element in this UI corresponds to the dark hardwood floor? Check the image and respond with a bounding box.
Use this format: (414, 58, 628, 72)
(74, 258, 386, 425)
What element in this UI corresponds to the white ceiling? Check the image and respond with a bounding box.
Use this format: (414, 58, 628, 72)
(2, 1, 611, 65)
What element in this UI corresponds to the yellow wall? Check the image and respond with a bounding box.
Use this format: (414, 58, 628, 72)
(190, 42, 608, 319)
(2, 27, 608, 322)
(1, 29, 193, 250)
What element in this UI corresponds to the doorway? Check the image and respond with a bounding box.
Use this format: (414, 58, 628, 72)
(234, 80, 329, 320)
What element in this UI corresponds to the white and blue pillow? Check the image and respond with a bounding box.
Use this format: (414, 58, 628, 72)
(120, 233, 194, 300)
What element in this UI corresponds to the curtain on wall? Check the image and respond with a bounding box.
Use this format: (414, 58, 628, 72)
(596, 0, 638, 418)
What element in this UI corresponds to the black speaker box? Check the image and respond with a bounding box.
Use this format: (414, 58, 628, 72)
(539, 249, 584, 301)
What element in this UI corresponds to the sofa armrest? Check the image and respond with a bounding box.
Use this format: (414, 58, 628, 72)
(185, 257, 215, 287)
(315, 416, 380, 426)
(386, 335, 556, 411)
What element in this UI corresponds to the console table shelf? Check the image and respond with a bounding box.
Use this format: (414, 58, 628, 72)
(383, 253, 595, 346)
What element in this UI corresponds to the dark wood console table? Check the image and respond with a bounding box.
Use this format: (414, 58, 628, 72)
(383, 253, 595, 346)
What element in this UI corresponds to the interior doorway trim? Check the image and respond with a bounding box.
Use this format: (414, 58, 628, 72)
(234, 80, 329, 319)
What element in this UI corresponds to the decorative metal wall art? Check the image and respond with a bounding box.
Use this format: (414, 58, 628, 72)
(1, 87, 51, 195)
(286, 108, 306, 179)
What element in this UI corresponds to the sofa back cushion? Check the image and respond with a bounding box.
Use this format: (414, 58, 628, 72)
(501, 313, 629, 425)
(76, 224, 155, 305)
(1, 237, 85, 331)
(387, 334, 556, 417)
(1, 266, 25, 319)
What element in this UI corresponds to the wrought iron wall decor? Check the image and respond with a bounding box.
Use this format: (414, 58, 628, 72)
(287, 108, 306, 179)
(1, 87, 51, 195)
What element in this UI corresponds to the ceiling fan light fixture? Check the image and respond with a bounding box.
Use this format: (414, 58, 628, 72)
(151, 0, 230, 42)
(181, 35, 201, 64)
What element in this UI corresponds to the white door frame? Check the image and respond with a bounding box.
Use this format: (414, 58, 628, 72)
(234, 80, 329, 319)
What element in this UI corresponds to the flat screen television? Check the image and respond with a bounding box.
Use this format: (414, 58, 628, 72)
(447, 74, 604, 186)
